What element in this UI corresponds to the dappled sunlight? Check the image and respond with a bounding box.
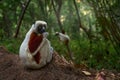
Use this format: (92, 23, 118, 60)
(76, 0, 81, 3)
(60, 15, 66, 23)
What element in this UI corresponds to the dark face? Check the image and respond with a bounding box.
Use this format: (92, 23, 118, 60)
(37, 24, 46, 34)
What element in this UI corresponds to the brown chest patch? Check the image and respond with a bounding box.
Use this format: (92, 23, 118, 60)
(28, 32, 43, 64)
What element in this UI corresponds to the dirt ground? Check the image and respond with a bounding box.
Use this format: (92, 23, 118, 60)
(0, 46, 120, 80)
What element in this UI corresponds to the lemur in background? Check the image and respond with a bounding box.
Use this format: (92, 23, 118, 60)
(55, 31, 73, 61)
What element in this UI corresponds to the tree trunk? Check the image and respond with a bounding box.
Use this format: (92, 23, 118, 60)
(51, 0, 64, 32)
(14, 0, 31, 38)
(73, 0, 89, 37)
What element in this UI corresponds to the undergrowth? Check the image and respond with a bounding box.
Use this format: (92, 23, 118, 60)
(0, 36, 120, 71)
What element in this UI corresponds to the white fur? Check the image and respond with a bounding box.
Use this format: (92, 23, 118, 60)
(34, 21, 47, 29)
(58, 33, 70, 42)
(19, 21, 53, 69)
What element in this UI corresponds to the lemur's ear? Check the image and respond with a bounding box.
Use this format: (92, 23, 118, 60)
(32, 21, 35, 25)
(32, 22, 35, 28)
(62, 30, 65, 34)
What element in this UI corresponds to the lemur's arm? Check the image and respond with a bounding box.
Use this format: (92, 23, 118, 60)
(32, 38, 47, 56)
(28, 32, 48, 56)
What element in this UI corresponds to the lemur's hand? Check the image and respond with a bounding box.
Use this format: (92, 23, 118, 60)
(43, 32, 49, 37)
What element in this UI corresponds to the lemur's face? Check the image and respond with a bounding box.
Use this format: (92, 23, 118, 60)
(34, 21, 47, 34)
(36, 24, 46, 34)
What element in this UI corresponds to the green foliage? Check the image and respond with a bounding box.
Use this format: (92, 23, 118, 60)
(0, 38, 22, 54)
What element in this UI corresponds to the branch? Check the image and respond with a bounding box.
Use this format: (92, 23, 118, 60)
(73, 0, 89, 37)
(14, 0, 31, 38)
(51, 0, 64, 32)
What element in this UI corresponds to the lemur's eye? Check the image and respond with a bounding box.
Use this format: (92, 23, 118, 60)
(42, 26, 45, 30)
(37, 26, 42, 30)
(39, 25, 43, 28)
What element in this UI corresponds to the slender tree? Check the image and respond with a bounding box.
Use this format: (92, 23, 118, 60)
(51, 0, 64, 32)
(73, 0, 90, 38)
(86, 0, 120, 54)
(14, 0, 31, 38)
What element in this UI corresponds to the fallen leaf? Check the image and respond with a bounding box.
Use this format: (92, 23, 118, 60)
(111, 73, 115, 78)
(95, 72, 105, 80)
(82, 70, 91, 76)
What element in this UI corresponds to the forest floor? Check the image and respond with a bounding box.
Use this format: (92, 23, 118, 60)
(0, 46, 120, 80)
